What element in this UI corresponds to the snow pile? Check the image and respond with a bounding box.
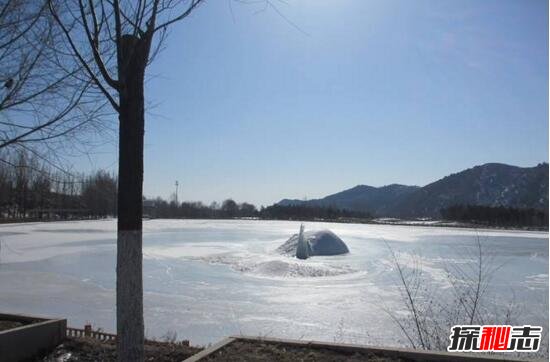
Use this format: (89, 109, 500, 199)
(277, 229, 349, 258)
(203, 253, 356, 278)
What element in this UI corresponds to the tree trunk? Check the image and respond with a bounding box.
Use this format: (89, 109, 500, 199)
(116, 35, 146, 362)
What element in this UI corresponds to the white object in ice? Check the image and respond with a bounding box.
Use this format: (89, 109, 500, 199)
(278, 225, 349, 259)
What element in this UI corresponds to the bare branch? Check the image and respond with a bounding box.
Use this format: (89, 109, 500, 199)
(0, 83, 89, 150)
(153, 0, 204, 33)
(47, 0, 119, 112)
(78, 0, 120, 89)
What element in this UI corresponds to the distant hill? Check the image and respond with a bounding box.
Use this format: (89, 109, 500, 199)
(389, 163, 549, 218)
(278, 184, 420, 216)
(276, 163, 549, 218)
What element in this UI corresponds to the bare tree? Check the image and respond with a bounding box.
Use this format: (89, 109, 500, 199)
(383, 237, 517, 352)
(0, 0, 107, 163)
(45, 1, 206, 360)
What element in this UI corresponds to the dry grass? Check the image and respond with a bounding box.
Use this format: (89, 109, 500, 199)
(0, 320, 25, 332)
(41, 337, 202, 362)
(202, 340, 411, 362)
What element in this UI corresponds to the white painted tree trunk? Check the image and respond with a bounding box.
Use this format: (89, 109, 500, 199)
(116, 230, 144, 361)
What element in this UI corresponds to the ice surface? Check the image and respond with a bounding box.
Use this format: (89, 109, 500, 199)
(0, 219, 547, 349)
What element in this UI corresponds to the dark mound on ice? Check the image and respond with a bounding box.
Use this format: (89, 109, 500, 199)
(277, 229, 349, 259)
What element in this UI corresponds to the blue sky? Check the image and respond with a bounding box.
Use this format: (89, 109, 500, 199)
(86, 0, 548, 206)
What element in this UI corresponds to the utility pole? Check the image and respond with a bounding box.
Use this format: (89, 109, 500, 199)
(175, 181, 179, 204)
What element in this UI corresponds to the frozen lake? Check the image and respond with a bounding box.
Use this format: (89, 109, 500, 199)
(0, 219, 547, 348)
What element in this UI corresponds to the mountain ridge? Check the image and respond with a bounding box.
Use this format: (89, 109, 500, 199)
(276, 162, 548, 218)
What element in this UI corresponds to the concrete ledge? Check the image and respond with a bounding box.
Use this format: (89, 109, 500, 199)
(183, 335, 537, 362)
(0, 313, 66, 362)
(183, 337, 236, 362)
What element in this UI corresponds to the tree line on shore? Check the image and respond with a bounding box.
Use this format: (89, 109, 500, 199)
(440, 204, 548, 228)
(0, 152, 117, 221)
(1, 151, 545, 227)
(258, 204, 372, 221)
(144, 198, 258, 219)
(145, 198, 372, 221)
(0, 152, 371, 223)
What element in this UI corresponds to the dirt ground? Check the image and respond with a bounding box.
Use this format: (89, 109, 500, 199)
(202, 340, 412, 362)
(41, 337, 202, 362)
(38, 336, 416, 361)
(0, 320, 25, 332)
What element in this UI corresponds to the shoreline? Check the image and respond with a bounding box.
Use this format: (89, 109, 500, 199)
(0, 216, 547, 232)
